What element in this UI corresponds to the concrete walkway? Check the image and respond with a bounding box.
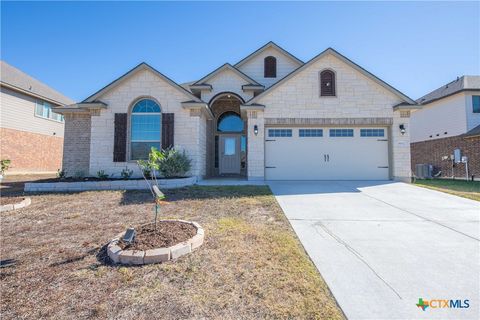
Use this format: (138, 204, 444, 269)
(269, 181, 479, 320)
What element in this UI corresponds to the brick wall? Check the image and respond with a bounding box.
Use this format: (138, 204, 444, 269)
(411, 135, 480, 179)
(62, 113, 91, 177)
(0, 127, 63, 173)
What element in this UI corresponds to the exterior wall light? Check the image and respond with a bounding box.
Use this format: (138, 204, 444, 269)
(254, 125, 258, 135)
(399, 124, 406, 135)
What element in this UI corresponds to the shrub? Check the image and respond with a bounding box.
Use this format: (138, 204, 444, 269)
(157, 148, 191, 178)
(1, 159, 11, 175)
(121, 167, 134, 180)
(57, 169, 66, 179)
(97, 170, 109, 180)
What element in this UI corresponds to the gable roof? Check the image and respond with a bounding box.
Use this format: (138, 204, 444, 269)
(0, 60, 74, 105)
(416, 75, 480, 105)
(234, 41, 304, 68)
(192, 63, 261, 86)
(83, 62, 202, 103)
(245, 47, 416, 106)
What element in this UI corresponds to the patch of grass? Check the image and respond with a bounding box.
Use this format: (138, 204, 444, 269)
(0, 184, 344, 319)
(414, 179, 480, 201)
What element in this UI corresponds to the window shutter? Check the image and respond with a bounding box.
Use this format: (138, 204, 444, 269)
(264, 56, 277, 78)
(162, 113, 174, 150)
(320, 70, 336, 96)
(113, 113, 127, 162)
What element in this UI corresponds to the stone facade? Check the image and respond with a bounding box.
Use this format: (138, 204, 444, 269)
(62, 113, 91, 177)
(0, 127, 63, 173)
(88, 69, 205, 178)
(60, 45, 416, 182)
(411, 135, 480, 180)
(236, 46, 302, 88)
(200, 68, 253, 103)
(250, 53, 412, 181)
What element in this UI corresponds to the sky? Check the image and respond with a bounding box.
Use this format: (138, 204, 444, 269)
(1, 1, 479, 102)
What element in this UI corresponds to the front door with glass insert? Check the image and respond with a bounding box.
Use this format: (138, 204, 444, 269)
(219, 135, 241, 174)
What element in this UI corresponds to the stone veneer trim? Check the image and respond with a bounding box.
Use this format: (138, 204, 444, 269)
(107, 220, 204, 265)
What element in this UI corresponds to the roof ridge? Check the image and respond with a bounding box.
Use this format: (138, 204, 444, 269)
(192, 62, 260, 86)
(245, 47, 415, 105)
(233, 41, 303, 68)
(83, 62, 202, 103)
(0, 60, 74, 105)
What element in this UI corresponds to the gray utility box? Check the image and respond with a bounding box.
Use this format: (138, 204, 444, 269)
(415, 164, 433, 179)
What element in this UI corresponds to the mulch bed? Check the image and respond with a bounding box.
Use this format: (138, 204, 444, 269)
(0, 197, 24, 206)
(118, 221, 197, 251)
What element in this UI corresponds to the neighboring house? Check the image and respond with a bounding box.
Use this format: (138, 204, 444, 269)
(56, 41, 418, 181)
(410, 76, 480, 180)
(0, 61, 74, 173)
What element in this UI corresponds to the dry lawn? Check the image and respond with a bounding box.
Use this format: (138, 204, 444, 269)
(0, 184, 344, 319)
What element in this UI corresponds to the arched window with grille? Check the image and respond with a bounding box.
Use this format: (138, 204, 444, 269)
(320, 70, 336, 96)
(130, 99, 161, 160)
(264, 56, 277, 78)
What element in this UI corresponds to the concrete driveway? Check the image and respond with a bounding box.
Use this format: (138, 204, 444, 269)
(268, 181, 479, 320)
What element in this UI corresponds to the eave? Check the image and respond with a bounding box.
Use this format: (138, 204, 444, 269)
(393, 102, 421, 111)
(53, 101, 108, 114)
(242, 84, 265, 92)
(0, 81, 68, 106)
(240, 103, 265, 111)
(189, 84, 212, 91)
(181, 101, 213, 119)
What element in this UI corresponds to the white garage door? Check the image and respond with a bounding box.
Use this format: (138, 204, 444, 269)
(265, 127, 390, 180)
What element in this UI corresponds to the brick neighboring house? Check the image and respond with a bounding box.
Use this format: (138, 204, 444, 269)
(56, 42, 419, 181)
(0, 61, 74, 174)
(410, 76, 480, 180)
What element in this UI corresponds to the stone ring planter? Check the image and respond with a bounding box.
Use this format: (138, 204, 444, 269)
(107, 220, 204, 265)
(0, 197, 31, 212)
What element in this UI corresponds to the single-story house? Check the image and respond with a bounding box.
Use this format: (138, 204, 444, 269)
(410, 76, 480, 179)
(0, 61, 74, 174)
(56, 41, 419, 181)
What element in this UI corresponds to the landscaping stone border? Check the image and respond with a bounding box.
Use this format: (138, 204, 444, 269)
(107, 220, 204, 265)
(0, 197, 32, 213)
(24, 176, 197, 192)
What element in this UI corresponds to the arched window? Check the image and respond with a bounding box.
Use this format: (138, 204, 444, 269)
(320, 70, 336, 96)
(130, 99, 161, 160)
(217, 112, 244, 132)
(264, 56, 277, 78)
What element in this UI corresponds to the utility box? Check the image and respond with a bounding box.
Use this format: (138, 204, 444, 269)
(454, 149, 462, 163)
(415, 164, 433, 179)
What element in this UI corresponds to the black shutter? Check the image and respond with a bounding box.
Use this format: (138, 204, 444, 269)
(113, 113, 127, 162)
(162, 113, 174, 150)
(320, 70, 335, 96)
(264, 56, 277, 78)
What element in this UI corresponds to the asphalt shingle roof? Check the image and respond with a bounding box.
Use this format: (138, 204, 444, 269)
(464, 124, 480, 138)
(416, 75, 480, 105)
(0, 60, 74, 105)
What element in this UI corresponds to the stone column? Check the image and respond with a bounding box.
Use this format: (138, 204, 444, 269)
(246, 109, 265, 180)
(391, 110, 412, 182)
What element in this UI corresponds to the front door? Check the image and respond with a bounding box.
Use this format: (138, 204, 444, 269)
(219, 135, 241, 174)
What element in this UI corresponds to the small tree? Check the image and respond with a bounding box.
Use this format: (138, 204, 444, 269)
(137, 147, 191, 229)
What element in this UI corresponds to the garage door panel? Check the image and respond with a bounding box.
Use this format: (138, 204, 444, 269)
(265, 127, 389, 180)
